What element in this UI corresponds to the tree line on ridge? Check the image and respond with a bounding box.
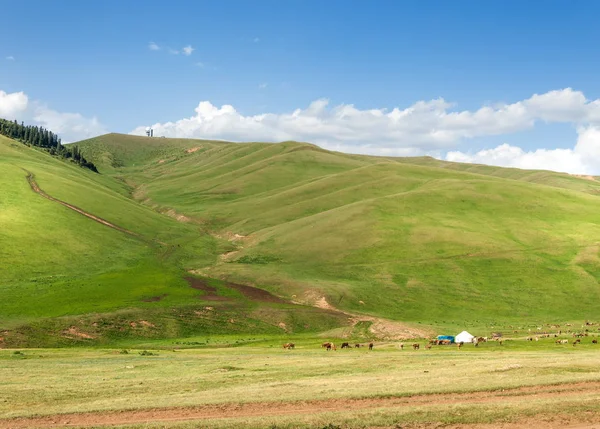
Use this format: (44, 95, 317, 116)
(0, 118, 98, 173)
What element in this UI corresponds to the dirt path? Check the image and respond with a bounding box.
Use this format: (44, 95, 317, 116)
(24, 170, 163, 245)
(3, 381, 600, 428)
(312, 294, 430, 340)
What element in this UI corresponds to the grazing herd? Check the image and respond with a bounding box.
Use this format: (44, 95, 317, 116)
(315, 341, 375, 351)
(282, 323, 600, 351)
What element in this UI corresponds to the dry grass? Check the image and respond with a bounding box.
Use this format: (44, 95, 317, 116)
(2, 344, 600, 428)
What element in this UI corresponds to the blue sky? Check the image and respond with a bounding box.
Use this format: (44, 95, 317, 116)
(3, 1, 600, 173)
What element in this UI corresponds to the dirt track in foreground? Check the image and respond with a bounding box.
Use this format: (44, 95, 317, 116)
(3, 380, 600, 428)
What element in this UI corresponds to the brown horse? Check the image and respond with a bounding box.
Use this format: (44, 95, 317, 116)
(322, 342, 336, 351)
(341, 342, 350, 349)
(368, 342, 374, 350)
(412, 343, 420, 350)
(282, 343, 295, 350)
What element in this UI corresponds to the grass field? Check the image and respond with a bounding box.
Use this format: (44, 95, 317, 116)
(2, 340, 600, 428)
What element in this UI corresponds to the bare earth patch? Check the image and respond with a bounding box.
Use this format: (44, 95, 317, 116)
(307, 292, 429, 340)
(141, 294, 167, 302)
(220, 250, 240, 261)
(186, 147, 201, 153)
(163, 209, 191, 223)
(572, 174, 598, 182)
(61, 327, 95, 340)
(3, 381, 600, 428)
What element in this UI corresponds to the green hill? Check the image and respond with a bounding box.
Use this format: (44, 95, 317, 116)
(4, 131, 600, 347)
(72, 133, 600, 328)
(0, 135, 347, 347)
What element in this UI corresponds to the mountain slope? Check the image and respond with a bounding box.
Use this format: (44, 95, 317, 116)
(74, 134, 600, 327)
(0, 135, 347, 347)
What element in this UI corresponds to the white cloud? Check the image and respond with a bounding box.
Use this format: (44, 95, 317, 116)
(258, 83, 268, 89)
(446, 144, 587, 174)
(6, 56, 14, 61)
(253, 37, 260, 43)
(129, 88, 600, 174)
(445, 126, 600, 174)
(148, 42, 160, 51)
(195, 62, 205, 68)
(33, 106, 107, 143)
(168, 48, 179, 55)
(0, 90, 28, 117)
(182, 45, 194, 56)
(0, 89, 107, 143)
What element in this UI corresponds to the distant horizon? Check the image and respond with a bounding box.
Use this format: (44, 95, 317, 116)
(69, 131, 596, 177)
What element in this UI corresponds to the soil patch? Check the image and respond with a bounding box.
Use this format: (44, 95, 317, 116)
(185, 277, 231, 301)
(308, 292, 430, 340)
(227, 282, 286, 303)
(4, 381, 600, 428)
(185, 277, 285, 304)
(141, 294, 167, 302)
(163, 209, 191, 223)
(573, 174, 598, 182)
(61, 327, 95, 340)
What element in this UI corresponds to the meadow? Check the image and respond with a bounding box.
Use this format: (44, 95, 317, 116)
(2, 339, 600, 428)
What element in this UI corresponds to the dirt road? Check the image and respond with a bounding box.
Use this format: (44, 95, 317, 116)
(3, 381, 600, 428)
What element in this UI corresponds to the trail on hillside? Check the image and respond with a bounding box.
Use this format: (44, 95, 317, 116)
(24, 170, 163, 245)
(2, 380, 600, 428)
(311, 294, 431, 340)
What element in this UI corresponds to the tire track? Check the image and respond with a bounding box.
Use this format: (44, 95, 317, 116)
(3, 380, 600, 428)
(24, 170, 165, 246)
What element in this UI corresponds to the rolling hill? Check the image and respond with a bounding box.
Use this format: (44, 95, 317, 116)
(0, 134, 347, 347)
(73, 134, 600, 327)
(4, 131, 600, 346)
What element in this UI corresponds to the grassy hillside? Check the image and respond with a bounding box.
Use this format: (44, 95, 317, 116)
(0, 135, 347, 347)
(72, 134, 600, 329)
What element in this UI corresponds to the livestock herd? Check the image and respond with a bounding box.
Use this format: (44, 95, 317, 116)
(282, 322, 600, 351)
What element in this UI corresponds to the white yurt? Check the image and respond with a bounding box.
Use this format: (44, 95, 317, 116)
(455, 331, 475, 343)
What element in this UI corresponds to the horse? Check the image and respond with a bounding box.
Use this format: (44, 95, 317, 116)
(341, 342, 350, 349)
(282, 343, 295, 349)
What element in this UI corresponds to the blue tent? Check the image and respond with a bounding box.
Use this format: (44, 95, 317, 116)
(437, 335, 455, 343)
